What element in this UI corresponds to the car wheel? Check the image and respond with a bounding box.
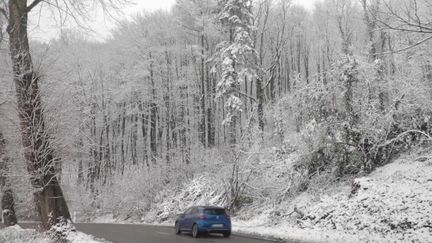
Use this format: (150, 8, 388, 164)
(175, 222, 181, 235)
(192, 224, 200, 238)
(223, 231, 231, 238)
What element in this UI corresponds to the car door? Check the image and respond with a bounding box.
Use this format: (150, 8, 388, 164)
(183, 207, 194, 230)
(179, 207, 192, 230)
(189, 207, 199, 228)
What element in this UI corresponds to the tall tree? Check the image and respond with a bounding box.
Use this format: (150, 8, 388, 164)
(216, 0, 258, 143)
(254, 0, 276, 133)
(5, 0, 71, 229)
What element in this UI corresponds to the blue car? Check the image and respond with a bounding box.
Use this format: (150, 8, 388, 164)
(175, 206, 231, 238)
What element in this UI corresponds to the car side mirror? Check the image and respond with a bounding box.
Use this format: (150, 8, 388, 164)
(177, 213, 185, 218)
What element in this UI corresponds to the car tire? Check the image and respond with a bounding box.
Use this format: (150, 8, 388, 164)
(175, 222, 181, 235)
(192, 224, 200, 238)
(223, 231, 231, 238)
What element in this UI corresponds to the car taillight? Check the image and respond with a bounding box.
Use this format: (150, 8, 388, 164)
(198, 214, 208, 220)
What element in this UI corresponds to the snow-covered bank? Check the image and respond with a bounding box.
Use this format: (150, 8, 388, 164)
(298, 153, 432, 242)
(86, 152, 432, 243)
(231, 153, 432, 242)
(0, 224, 110, 243)
(233, 220, 360, 243)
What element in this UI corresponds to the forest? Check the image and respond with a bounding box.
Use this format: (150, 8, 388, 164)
(0, 0, 432, 242)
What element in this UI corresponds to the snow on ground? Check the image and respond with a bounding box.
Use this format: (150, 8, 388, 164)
(83, 152, 432, 243)
(233, 219, 361, 243)
(230, 153, 432, 242)
(0, 225, 47, 243)
(231, 208, 396, 242)
(0, 224, 110, 243)
(198, 152, 432, 242)
(297, 154, 432, 242)
(65, 230, 110, 243)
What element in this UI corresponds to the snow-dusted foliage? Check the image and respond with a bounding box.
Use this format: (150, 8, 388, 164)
(214, 0, 257, 124)
(62, 148, 231, 222)
(48, 218, 109, 243)
(272, 52, 432, 178)
(143, 173, 227, 222)
(136, 143, 307, 223)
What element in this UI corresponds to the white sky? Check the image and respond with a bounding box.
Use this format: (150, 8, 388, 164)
(294, 0, 321, 10)
(29, 0, 320, 42)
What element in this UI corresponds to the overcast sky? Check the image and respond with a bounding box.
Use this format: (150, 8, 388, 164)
(29, 0, 321, 42)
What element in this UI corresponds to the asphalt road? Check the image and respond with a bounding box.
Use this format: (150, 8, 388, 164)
(4, 223, 276, 243)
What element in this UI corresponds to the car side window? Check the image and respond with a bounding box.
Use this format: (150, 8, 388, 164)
(192, 208, 199, 215)
(184, 207, 192, 214)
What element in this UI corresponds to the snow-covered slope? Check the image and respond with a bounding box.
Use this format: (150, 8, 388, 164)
(82, 152, 431, 243)
(303, 154, 431, 242)
(234, 153, 432, 242)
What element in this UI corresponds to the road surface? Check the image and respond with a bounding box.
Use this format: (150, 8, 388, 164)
(2, 223, 277, 243)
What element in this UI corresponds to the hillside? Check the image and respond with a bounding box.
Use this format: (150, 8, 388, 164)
(88, 150, 431, 242)
(235, 151, 432, 242)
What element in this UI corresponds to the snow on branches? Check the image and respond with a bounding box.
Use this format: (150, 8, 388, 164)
(214, 0, 257, 125)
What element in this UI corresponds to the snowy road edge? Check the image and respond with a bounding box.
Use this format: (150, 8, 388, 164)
(87, 222, 314, 242)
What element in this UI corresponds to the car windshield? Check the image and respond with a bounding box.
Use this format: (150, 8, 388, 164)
(203, 208, 226, 215)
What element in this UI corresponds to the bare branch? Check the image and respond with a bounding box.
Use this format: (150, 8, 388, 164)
(374, 34, 432, 56)
(381, 129, 432, 147)
(238, 91, 257, 103)
(377, 0, 432, 33)
(27, 0, 44, 12)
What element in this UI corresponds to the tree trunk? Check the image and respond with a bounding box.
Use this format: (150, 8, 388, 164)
(256, 81, 264, 132)
(139, 100, 149, 167)
(207, 57, 216, 147)
(256, 33, 265, 134)
(164, 50, 172, 164)
(304, 43, 309, 84)
(77, 137, 84, 185)
(120, 102, 126, 173)
(0, 131, 17, 226)
(361, 0, 377, 62)
(149, 52, 158, 165)
(131, 107, 138, 166)
(185, 84, 191, 164)
(88, 102, 97, 192)
(199, 33, 207, 147)
(7, 0, 71, 229)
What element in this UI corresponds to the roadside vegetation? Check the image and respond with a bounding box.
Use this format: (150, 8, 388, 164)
(1, 0, 432, 242)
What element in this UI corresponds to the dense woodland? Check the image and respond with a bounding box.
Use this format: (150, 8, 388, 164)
(0, 0, 432, 232)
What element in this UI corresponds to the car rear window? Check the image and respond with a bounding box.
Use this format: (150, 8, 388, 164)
(203, 208, 226, 215)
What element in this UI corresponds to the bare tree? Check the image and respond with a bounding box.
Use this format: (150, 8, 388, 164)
(4, 0, 71, 229)
(361, 0, 380, 60)
(0, 0, 126, 230)
(374, 0, 432, 54)
(333, 0, 356, 55)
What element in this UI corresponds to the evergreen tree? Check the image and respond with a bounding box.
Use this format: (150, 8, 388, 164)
(215, 0, 257, 130)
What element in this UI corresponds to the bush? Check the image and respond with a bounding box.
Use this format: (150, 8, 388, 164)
(270, 54, 432, 180)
